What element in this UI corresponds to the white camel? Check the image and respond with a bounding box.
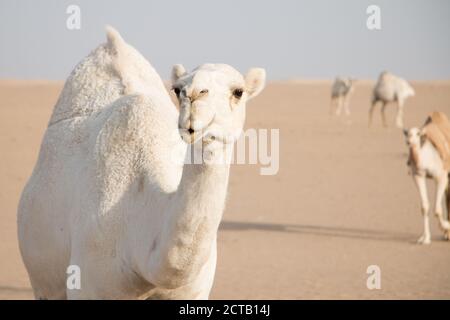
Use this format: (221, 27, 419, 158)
(404, 112, 450, 244)
(17, 27, 266, 299)
(370, 71, 415, 128)
(330, 77, 354, 116)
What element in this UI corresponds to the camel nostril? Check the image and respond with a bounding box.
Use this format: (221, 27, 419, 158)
(188, 128, 195, 135)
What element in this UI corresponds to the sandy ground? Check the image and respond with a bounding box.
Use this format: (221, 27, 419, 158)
(1, 79, 450, 299)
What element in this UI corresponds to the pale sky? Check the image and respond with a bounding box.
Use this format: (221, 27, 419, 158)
(1, 0, 449, 80)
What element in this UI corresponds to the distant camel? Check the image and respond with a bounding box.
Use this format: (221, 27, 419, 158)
(17, 27, 266, 299)
(370, 71, 415, 128)
(330, 77, 354, 116)
(404, 112, 450, 244)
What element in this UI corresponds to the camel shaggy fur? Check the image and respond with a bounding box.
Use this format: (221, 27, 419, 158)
(17, 27, 266, 299)
(330, 77, 354, 116)
(370, 71, 415, 128)
(404, 112, 450, 244)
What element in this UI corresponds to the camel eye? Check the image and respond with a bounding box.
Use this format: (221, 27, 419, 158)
(200, 89, 209, 95)
(173, 87, 181, 97)
(233, 88, 243, 99)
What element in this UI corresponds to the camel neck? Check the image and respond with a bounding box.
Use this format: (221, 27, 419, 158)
(149, 144, 232, 288)
(408, 145, 420, 168)
(171, 145, 232, 245)
(176, 161, 231, 224)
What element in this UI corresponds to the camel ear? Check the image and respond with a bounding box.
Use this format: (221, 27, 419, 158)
(245, 68, 266, 99)
(171, 64, 186, 84)
(402, 128, 409, 137)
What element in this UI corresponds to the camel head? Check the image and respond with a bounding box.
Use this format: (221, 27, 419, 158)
(171, 63, 266, 146)
(403, 127, 425, 147)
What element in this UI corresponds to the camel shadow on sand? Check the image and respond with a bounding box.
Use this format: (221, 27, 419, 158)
(220, 220, 416, 243)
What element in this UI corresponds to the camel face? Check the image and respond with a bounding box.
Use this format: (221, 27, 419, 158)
(404, 127, 422, 147)
(172, 63, 265, 146)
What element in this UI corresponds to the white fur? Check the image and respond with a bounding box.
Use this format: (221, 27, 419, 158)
(404, 128, 450, 244)
(370, 71, 415, 128)
(17, 27, 266, 299)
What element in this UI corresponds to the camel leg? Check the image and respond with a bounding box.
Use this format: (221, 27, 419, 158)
(369, 101, 377, 127)
(343, 95, 350, 116)
(434, 174, 450, 239)
(447, 176, 450, 220)
(395, 99, 405, 129)
(381, 102, 388, 128)
(446, 177, 450, 240)
(414, 174, 431, 244)
(336, 96, 343, 116)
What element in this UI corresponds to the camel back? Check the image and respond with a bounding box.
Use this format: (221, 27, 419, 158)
(48, 27, 169, 126)
(422, 111, 450, 171)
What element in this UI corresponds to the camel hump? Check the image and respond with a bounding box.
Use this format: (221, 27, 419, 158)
(106, 25, 126, 53)
(429, 111, 450, 126)
(422, 111, 450, 170)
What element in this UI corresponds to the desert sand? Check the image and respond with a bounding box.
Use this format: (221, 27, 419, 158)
(1, 79, 450, 299)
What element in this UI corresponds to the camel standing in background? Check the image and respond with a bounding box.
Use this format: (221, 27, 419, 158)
(17, 27, 266, 299)
(404, 112, 450, 244)
(330, 77, 354, 116)
(370, 71, 415, 128)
